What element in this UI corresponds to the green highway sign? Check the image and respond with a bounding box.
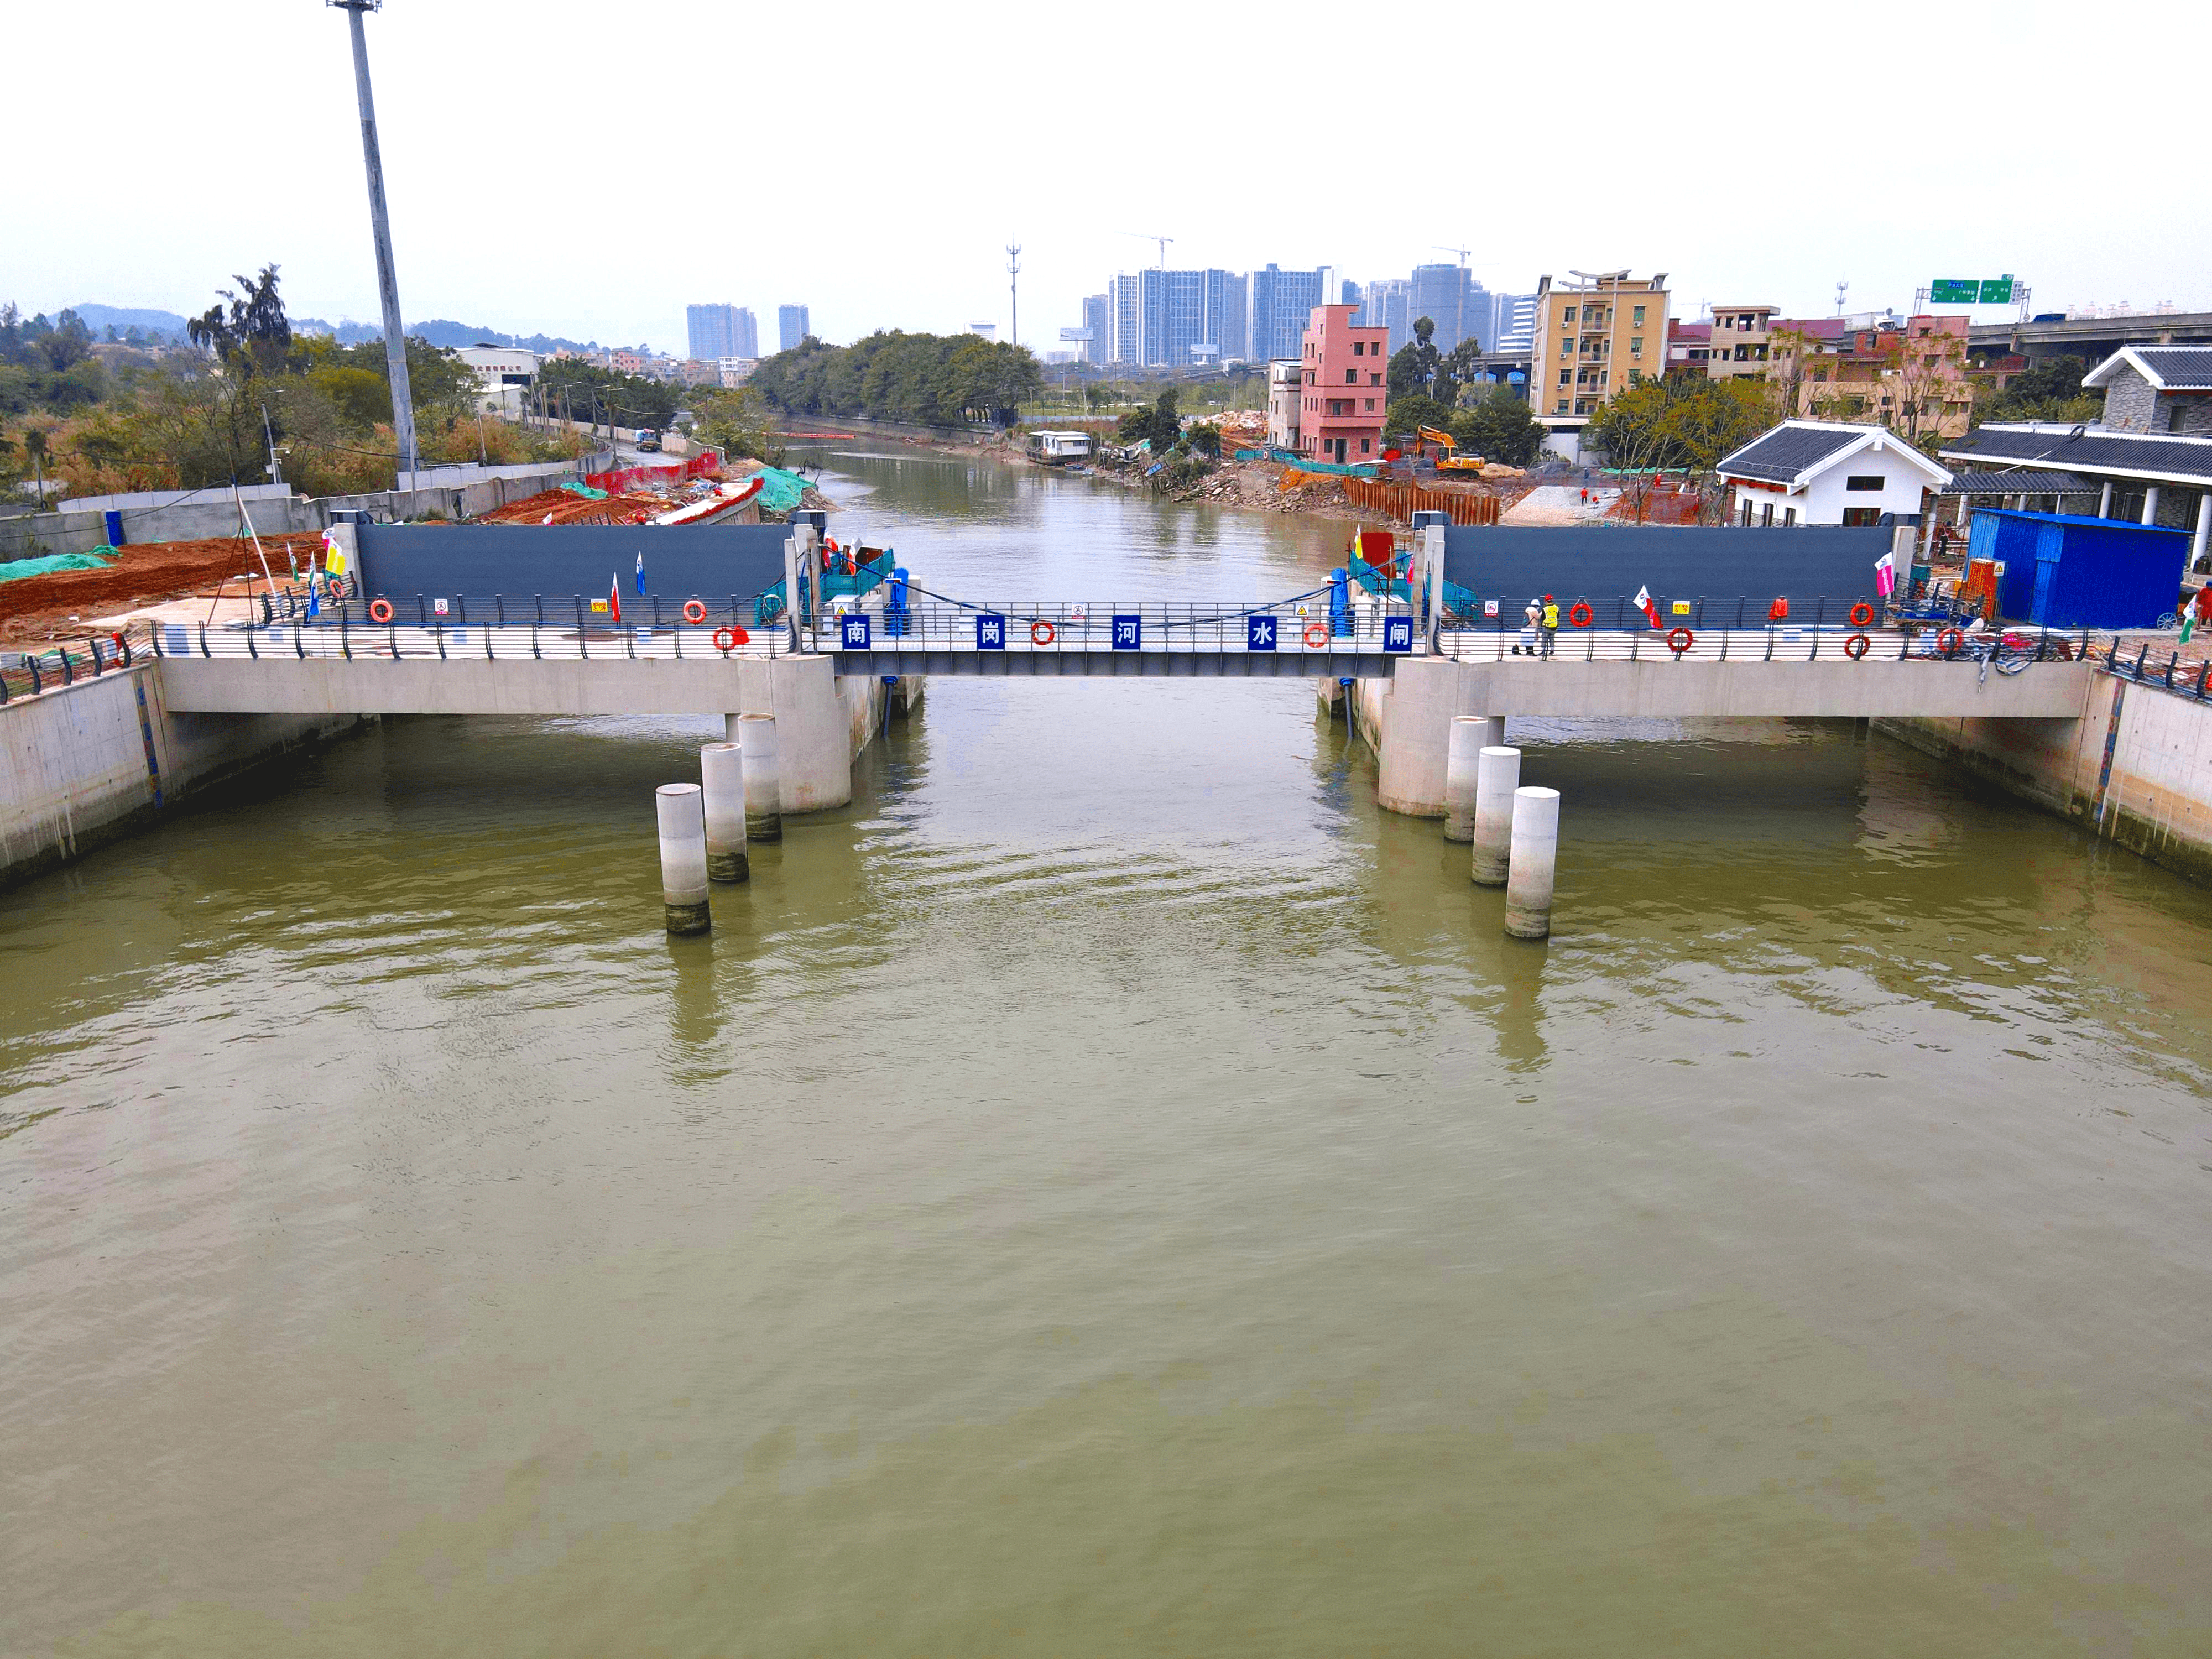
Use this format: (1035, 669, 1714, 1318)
(1978, 276, 2016, 304)
(1931, 279, 1980, 304)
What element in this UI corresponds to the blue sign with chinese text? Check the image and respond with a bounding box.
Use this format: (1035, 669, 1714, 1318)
(1246, 614, 1277, 651)
(976, 612, 1006, 650)
(1384, 617, 1413, 653)
(1113, 614, 1142, 650)
(841, 613, 871, 650)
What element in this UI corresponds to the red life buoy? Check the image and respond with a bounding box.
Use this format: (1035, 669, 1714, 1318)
(1031, 620, 1056, 646)
(712, 625, 746, 652)
(1936, 627, 1964, 655)
(1568, 601, 1594, 628)
(1768, 597, 1790, 622)
(1845, 632, 1871, 660)
(1849, 602, 1875, 628)
(682, 599, 707, 625)
(368, 597, 393, 624)
(1667, 625, 1695, 655)
(1303, 622, 1329, 648)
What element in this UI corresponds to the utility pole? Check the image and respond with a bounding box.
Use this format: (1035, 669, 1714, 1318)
(1006, 241, 1021, 351)
(261, 403, 283, 487)
(328, 1, 419, 488)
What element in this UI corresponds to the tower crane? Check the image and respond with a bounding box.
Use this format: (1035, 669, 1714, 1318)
(1118, 231, 1176, 269)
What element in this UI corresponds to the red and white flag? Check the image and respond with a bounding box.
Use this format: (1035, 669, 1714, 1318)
(608, 572, 622, 625)
(1634, 585, 1663, 628)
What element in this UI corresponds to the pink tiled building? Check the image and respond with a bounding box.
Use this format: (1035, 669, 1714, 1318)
(1298, 303, 1389, 464)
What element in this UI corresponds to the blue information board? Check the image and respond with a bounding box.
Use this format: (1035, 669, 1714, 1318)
(841, 613, 871, 650)
(1113, 614, 1142, 650)
(1246, 614, 1277, 651)
(976, 612, 1006, 650)
(1384, 617, 1413, 653)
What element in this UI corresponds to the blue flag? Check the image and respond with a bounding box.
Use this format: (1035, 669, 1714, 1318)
(634, 550, 646, 595)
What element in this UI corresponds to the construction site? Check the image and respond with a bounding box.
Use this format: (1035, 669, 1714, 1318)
(0, 451, 833, 655)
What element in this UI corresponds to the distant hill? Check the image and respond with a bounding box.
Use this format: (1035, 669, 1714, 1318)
(294, 316, 603, 353)
(59, 301, 603, 355)
(69, 303, 191, 338)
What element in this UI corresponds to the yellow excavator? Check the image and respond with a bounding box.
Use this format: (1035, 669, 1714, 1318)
(1416, 424, 1487, 473)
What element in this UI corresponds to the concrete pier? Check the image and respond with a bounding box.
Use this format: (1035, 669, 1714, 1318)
(1504, 786, 1560, 940)
(738, 713, 782, 841)
(699, 742, 748, 883)
(1444, 717, 1500, 841)
(656, 783, 712, 935)
(1472, 745, 1521, 886)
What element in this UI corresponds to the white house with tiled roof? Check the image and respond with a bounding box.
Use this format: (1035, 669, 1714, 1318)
(1713, 420, 1950, 526)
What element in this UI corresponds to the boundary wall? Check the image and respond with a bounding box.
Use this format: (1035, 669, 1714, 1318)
(0, 461, 608, 561)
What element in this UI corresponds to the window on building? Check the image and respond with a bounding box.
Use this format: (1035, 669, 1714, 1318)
(1634, 305, 1647, 326)
(1631, 337, 1644, 355)
(1361, 438, 1371, 453)
(1559, 368, 1571, 387)
(1370, 373, 1382, 385)
(2173, 404, 2190, 434)
(1841, 507, 1882, 526)
(1556, 399, 1569, 414)
(1761, 503, 1775, 528)
(1845, 476, 1884, 492)
(1740, 498, 1754, 526)
(1563, 306, 1577, 322)
(1364, 398, 1374, 411)
(1352, 341, 1363, 356)
(1345, 369, 1357, 384)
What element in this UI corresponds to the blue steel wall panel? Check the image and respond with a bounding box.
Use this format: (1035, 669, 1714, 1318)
(1441, 525, 1891, 627)
(356, 522, 792, 607)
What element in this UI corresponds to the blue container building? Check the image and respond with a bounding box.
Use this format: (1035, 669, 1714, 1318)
(1970, 508, 2190, 629)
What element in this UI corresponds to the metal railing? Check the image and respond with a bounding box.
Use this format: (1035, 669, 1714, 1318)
(824, 598, 1399, 654)
(1438, 620, 2097, 666)
(0, 630, 137, 703)
(280, 588, 789, 633)
(149, 614, 795, 663)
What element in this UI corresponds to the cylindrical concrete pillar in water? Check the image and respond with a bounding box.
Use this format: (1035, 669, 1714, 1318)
(1504, 786, 1560, 940)
(700, 742, 749, 883)
(1470, 745, 1521, 886)
(738, 713, 782, 842)
(1445, 717, 1488, 841)
(656, 783, 712, 935)
(724, 712, 744, 744)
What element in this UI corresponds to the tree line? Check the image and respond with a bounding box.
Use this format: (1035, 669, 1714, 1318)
(750, 331, 1043, 428)
(1, 266, 581, 500)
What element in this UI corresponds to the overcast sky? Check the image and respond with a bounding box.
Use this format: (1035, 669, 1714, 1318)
(4, 0, 2199, 355)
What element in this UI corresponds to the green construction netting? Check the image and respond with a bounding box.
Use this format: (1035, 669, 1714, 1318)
(560, 482, 610, 500)
(750, 466, 810, 514)
(0, 547, 117, 582)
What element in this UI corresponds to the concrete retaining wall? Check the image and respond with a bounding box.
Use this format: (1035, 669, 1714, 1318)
(0, 662, 374, 890)
(1352, 654, 2097, 817)
(0, 463, 595, 560)
(1880, 673, 2212, 885)
(160, 651, 899, 814)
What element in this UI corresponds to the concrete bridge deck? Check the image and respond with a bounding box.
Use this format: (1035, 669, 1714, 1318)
(148, 613, 2093, 721)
